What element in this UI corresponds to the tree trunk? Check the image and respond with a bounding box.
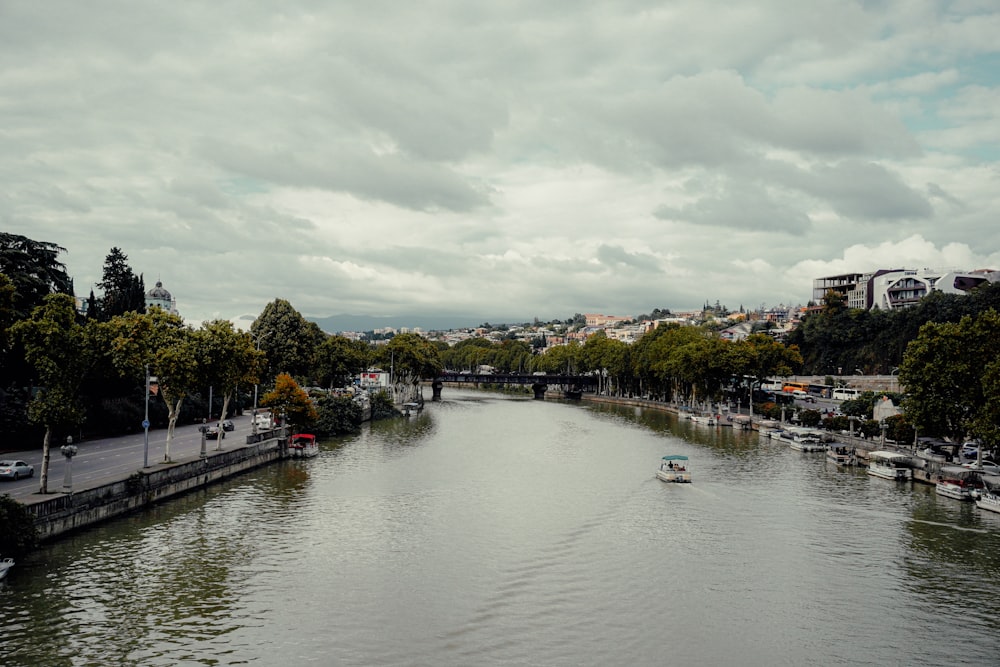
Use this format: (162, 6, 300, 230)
(164, 394, 185, 462)
(217, 393, 232, 450)
(38, 425, 53, 494)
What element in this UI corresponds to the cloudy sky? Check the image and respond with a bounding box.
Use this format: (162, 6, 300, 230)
(4, 1, 1000, 327)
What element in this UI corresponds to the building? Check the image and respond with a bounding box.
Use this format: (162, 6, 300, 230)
(145, 280, 180, 316)
(813, 268, 999, 311)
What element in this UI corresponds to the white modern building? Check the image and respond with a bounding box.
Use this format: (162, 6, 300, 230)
(813, 268, 999, 310)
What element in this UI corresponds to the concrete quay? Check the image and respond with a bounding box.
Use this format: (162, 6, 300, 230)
(19, 428, 289, 542)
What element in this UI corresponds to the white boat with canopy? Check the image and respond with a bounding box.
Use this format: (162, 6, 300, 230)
(656, 455, 691, 483)
(867, 451, 912, 481)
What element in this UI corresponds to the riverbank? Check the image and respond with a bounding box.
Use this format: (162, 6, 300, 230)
(21, 428, 289, 541)
(579, 392, 991, 488)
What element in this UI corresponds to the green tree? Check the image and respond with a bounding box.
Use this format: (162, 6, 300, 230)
(900, 310, 1000, 444)
(0, 232, 73, 319)
(314, 394, 363, 435)
(97, 247, 145, 321)
(316, 335, 371, 388)
(108, 309, 198, 462)
(11, 294, 101, 492)
(252, 299, 316, 384)
(195, 320, 266, 447)
(378, 333, 443, 403)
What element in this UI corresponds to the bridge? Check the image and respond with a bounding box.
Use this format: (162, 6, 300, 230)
(430, 373, 597, 400)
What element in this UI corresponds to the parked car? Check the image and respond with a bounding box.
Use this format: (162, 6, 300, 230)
(962, 460, 1000, 475)
(222, 420, 235, 432)
(961, 443, 980, 459)
(0, 460, 34, 480)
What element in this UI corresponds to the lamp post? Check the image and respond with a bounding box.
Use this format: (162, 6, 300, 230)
(251, 331, 270, 434)
(143, 364, 151, 468)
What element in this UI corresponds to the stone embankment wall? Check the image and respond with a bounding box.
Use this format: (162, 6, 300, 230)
(27, 432, 286, 541)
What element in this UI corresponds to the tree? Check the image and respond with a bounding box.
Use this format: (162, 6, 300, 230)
(316, 335, 370, 389)
(97, 247, 145, 321)
(0, 232, 73, 319)
(252, 299, 316, 384)
(11, 294, 100, 493)
(260, 373, 317, 432)
(900, 310, 1000, 443)
(108, 309, 198, 462)
(314, 394, 363, 435)
(377, 333, 443, 403)
(195, 320, 266, 447)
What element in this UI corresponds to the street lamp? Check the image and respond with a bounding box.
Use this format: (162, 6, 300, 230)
(143, 364, 151, 468)
(251, 331, 271, 434)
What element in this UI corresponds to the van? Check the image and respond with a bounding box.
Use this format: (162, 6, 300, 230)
(253, 413, 272, 429)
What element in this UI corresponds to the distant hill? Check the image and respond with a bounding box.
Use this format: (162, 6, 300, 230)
(307, 313, 515, 333)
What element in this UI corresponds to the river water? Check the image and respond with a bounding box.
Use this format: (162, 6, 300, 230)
(3, 391, 1000, 666)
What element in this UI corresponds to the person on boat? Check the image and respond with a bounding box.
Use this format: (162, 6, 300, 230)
(667, 461, 674, 469)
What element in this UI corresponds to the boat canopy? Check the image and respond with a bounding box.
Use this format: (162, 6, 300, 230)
(869, 450, 908, 461)
(662, 455, 689, 461)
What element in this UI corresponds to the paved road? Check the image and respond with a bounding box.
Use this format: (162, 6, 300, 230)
(1, 415, 257, 502)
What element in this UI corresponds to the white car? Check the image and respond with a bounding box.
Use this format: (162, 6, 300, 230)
(962, 460, 1000, 475)
(0, 460, 34, 480)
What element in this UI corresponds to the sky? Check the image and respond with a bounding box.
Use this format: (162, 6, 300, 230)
(3, 1, 1000, 328)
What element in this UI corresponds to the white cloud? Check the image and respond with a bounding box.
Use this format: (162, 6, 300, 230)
(2, 1, 1000, 325)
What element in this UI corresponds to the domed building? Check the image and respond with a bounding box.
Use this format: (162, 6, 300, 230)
(145, 280, 180, 316)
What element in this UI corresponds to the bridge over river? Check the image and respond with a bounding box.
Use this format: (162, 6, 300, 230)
(430, 373, 597, 400)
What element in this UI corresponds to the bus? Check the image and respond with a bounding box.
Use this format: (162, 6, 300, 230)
(832, 388, 861, 401)
(782, 381, 809, 394)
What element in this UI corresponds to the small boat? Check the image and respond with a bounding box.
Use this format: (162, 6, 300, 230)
(0, 557, 13, 581)
(288, 433, 319, 458)
(401, 402, 422, 417)
(826, 444, 857, 466)
(656, 455, 691, 483)
(867, 451, 912, 481)
(975, 489, 1000, 514)
(775, 427, 827, 452)
(935, 466, 983, 501)
(690, 414, 716, 426)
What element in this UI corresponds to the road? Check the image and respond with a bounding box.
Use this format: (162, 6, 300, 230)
(1, 415, 257, 502)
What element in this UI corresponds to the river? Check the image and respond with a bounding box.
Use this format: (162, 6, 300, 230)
(3, 390, 1000, 666)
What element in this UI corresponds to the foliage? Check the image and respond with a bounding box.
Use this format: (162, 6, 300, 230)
(252, 299, 316, 384)
(11, 294, 102, 492)
(377, 333, 443, 402)
(369, 389, 397, 420)
(899, 309, 1000, 443)
(0, 232, 73, 320)
(0, 494, 39, 555)
(260, 373, 318, 432)
(787, 281, 1000, 376)
(194, 320, 265, 424)
(314, 394, 363, 436)
(798, 409, 822, 427)
(107, 309, 198, 461)
(96, 247, 146, 321)
(315, 335, 371, 388)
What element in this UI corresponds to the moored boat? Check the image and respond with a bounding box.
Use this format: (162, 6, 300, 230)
(0, 557, 13, 581)
(935, 466, 983, 501)
(401, 402, 422, 417)
(826, 444, 857, 466)
(690, 414, 716, 426)
(775, 427, 827, 452)
(867, 451, 912, 481)
(288, 433, 319, 458)
(975, 489, 1000, 514)
(656, 455, 691, 483)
